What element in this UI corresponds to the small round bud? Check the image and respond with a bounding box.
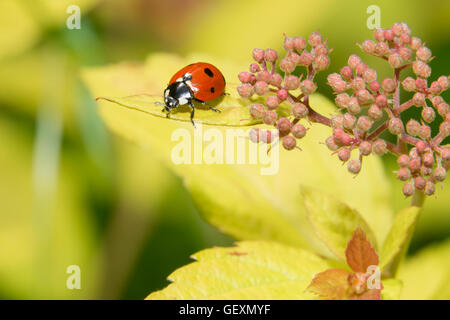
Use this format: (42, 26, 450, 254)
(325, 136, 339, 151)
(357, 116, 373, 132)
(314, 43, 329, 55)
(263, 110, 277, 125)
(282, 135, 297, 150)
(363, 69, 378, 84)
(409, 158, 421, 172)
(355, 89, 373, 105)
(252, 48, 265, 63)
(335, 93, 350, 108)
(332, 80, 348, 93)
(440, 148, 450, 161)
(376, 94, 388, 108)
(249, 103, 265, 119)
(249, 128, 260, 143)
(348, 54, 362, 69)
(283, 36, 295, 51)
(402, 77, 416, 92)
(414, 177, 426, 190)
(369, 81, 380, 92)
(399, 47, 412, 61)
(374, 28, 385, 41)
(343, 113, 356, 130)
(292, 103, 308, 118)
(270, 73, 283, 87)
(406, 119, 420, 136)
(298, 51, 314, 66)
(412, 60, 431, 78)
(397, 167, 411, 181)
(409, 147, 419, 159)
(338, 148, 351, 162)
(249, 63, 260, 73)
(421, 107, 435, 123)
(287, 51, 301, 65)
(361, 40, 376, 53)
(382, 78, 396, 93)
(313, 54, 330, 71)
(254, 81, 269, 96)
(299, 80, 317, 95)
(384, 29, 394, 41)
(416, 46, 432, 62)
(308, 32, 322, 47)
(429, 81, 442, 95)
(352, 77, 366, 91)
(402, 183, 414, 197)
(355, 63, 368, 77)
(293, 37, 307, 51)
(418, 125, 431, 139)
(368, 104, 383, 120)
(410, 37, 422, 50)
(333, 128, 352, 146)
(277, 88, 288, 101)
(264, 49, 278, 63)
(266, 96, 280, 110)
(375, 42, 389, 55)
(359, 141, 372, 156)
(437, 102, 449, 116)
(421, 166, 433, 177)
(388, 53, 403, 68)
(431, 96, 444, 107)
(412, 92, 426, 107)
(439, 120, 450, 137)
(256, 70, 271, 82)
(372, 139, 387, 155)
(238, 72, 253, 83)
(331, 114, 344, 128)
(416, 140, 427, 154)
(280, 58, 296, 73)
(392, 22, 403, 36)
(422, 152, 434, 167)
(424, 181, 435, 196)
(397, 154, 410, 167)
(347, 159, 362, 174)
(237, 83, 254, 98)
(389, 118, 404, 135)
(284, 75, 300, 90)
(433, 167, 447, 182)
(415, 78, 427, 90)
(291, 123, 307, 139)
(340, 66, 353, 80)
(437, 76, 449, 91)
(347, 97, 361, 114)
(277, 117, 292, 134)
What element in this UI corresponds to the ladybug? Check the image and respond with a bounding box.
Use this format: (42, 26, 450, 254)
(162, 62, 226, 126)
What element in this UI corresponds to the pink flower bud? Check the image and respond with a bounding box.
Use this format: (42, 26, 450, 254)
(415, 140, 427, 153)
(252, 48, 265, 62)
(338, 148, 351, 162)
(424, 181, 435, 196)
(264, 49, 278, 63)
(369, 81, 380, 92)
(375, 42, 389, 55)
(384, 29, 394, 41)
(237, 83, 254, 98)
(331, 114, 344, 128)
(402, 183, 414, 197)
(291, 123, 307, 139)
(389, 117, 404, 135)
(359, 141, 372, 156)
(441, 147, 450, 160)
(347, 159, 361, 174)
(363, 69, 377, 83)
(437, 76, 449, 91)
(412, 92, 425, 107)
(392, 22, 403, 36)
(277, 117, 292, 134)
(266, 96, 280, 110)
(382, 78, 396, 93)
(284, 75, 300, 90)
(399, 47, 412, 61)
(299, 80, 317, 95)
(280, 57, 296, 73)
(361, 40, 376, 54)
(414, 177, 426, 190)
(374, 28, 385, 42)
(333, 128, 352, 146)
(256, 70, 271, 82)
(325, 136, 339, 151)
(277, 88, 288, 101)
(400, 33, 411, 45)
(415, 78, 427, 90)
(249, 63, 260, 73)
(263, 110, 277, 125)
(418, 125, 431, 139)
(355, 63, 368, 77)
(355, 89, 373, 105)
(357, 116, 373, 132)
(249, 103, 265, 119)
(409, 158, 421, 172)
(440, 121, 450, 137)
(421, 107, 435, 123)
(314, 43, 329, 55)
(375, 94, 388, 108)
(429, 81, 442, 95)
(366, 105, 381, 121)
(313, 54, 330, 71)
(270, 73, 283, 87)
(422, 152, 434, 167)
(348, 97, 361, 114)
(433, 167, 447, 181)
(372, 139, 387, 155)
(287, 51, 301, 65)
(431, 96, 444, 107)
(410, 37, 422, 50)
(397, 154, 410, 167)
(348, 54, 362, 69)
(343, 113, 357, 129)
(340, 66, 353, 80)
(308, 32, 322, 47)
(238, 72, 253, 83)
(397, 167, 411, 181)
(412, 60, 431, 78)
(335, 93, 350, 108)
(292, 103, 308, 118)
(298, 51, 314, 66)
(249, 128, 260, 143)
(283, 36, 295, 51)
(389, 53, 404, 68)
(406, 119, 420, 136)
(293, 37, 307, 51)
(254, 80, 269, 96)
(421, 166, 433, 177)
(282, 135, 297, 150)
(352, 77, 366, 91)
(416, 46, 432, 62)
(402, 77, 416, 91)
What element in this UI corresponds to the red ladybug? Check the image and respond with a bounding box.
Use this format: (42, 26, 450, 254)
(162, 62, 226, 126)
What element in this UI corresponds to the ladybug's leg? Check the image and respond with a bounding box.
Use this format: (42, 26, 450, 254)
(194, 98, 221, 113)
(188, 100, 196, 127)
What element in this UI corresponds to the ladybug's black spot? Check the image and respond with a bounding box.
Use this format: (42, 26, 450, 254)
(204, 68, 214, 77)
(210, 87, 215, 93)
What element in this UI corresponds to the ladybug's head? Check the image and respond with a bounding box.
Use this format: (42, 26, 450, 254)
(164, 93, 179, 110)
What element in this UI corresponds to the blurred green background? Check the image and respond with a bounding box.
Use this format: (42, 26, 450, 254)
(0, 0, 448, 299)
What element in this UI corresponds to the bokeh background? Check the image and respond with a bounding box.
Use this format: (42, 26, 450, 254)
(0, 0, 449, 299)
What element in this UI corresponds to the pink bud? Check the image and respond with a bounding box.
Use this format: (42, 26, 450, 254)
(440, 121, 450, 137)
(264, 49, 278, 63)
(293, 37, 307, 51)
(415, 78, 427, 90)
(440, 147, 450, 161)
(424, 181, 435, 196)
(399, 47, 412, 61)
(313, 54, 330, 71)
(409, 158, 421, 172)
(338, 148, 351, 162)
(429, 81, 442, 95)
(437, 76, 449, 91)
(277, 117, 292, 134)
(384, 29, 394, 41)
(263, 110, 277, 125)
(292, 103, 308, 118)
(372, 139, 387, 155)
(280, 57, 296, 73)
(388, 53, 403, 68)
(291, 123, 307, 139)
(359, 141, 372, 156)
(270, 73, 283, 87)
(298, 51, 314, 66)
(389, 118, 404, 135)
(374, 28, 385, 42)
(412, 60, 431, 78)
(277, 88, 288, 101)
(422, 153, 434, 167)
(237, 83, 254, 98)
(397, 167, 411, 181)
(368, 104, 383, 120)
(282, 135, 297, 150)
(284, 75, 300, 90)
(369, 81, 380, 92)
(416, 46, 432, 62)
(347, 159, 361, 174)
(254, 81, 269, 96)
(433, 167, 447, 181)
(415, 140, 427, 153)
(335, 93, 350, 108)
(331, 114, 344, 128)
(340, 66, 353, 80)
(287, 51, 301, 65)
(343, 113, 356, 129)
(325, 136, 339, 151)
(355, 63, 368, 77)
(375, 42, 389, 55)
(421, 107, 435, 123)
(363, 69, 377, 83)
(418, 125, 431, 139)
(283, 36, 295, 51)
(347, 97, 361, 114)
(266, 96, 280, 110)
(299, 80, 317, 95)
(402, 183, 414, 197)
(397, 154, 410, 167)
(355, 89, 373, 105)
(314, 43, 329, 55)
(249, 103, 265, 119)
(352, 77, 365, 91)
(252, 48, 265, 63)
(392, 22, 403, 36)
(412, 92, 425, 107)
(414, 177, 426, 190)
(249, 128, 260, 143)
(357, 116, 373, 132)
(348, 54, 362, 69)
(308, 32, 322, 47)
(382, 78, 396, 93)
(238, 72, 253, 83)
(249, 63, 260, 73)
(361, 40, 376, 54)
(410, 37, 422, 50)
(402, 77, 416, 91)
(376, 94, 388, 108)
(256, 70, 271, 82)
(406, 119, 420, 136)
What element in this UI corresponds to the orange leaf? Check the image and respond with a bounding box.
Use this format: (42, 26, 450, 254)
(345, 227, 379, 273)
(307, 268, 350, 300)
(350, 289, 382, 300)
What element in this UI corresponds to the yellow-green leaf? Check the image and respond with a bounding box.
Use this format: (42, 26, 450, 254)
(147, 241, 332, 299)
(381, 279, 403, 300)
(380, 206, 421, 274)
(301, 187, 377, 262)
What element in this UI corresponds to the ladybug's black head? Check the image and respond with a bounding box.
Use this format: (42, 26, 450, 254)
(164, 81, 194, 110)
(164, 93, 179, 110)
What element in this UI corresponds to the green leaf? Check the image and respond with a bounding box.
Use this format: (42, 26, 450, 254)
(381, 279, 403, 300)
(379, 206, 421, 274)
(81, 53, 392, 255)
(301, 187, 377, 262)
(397, 239, 450, 300)
(147, 241, 332, 299)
